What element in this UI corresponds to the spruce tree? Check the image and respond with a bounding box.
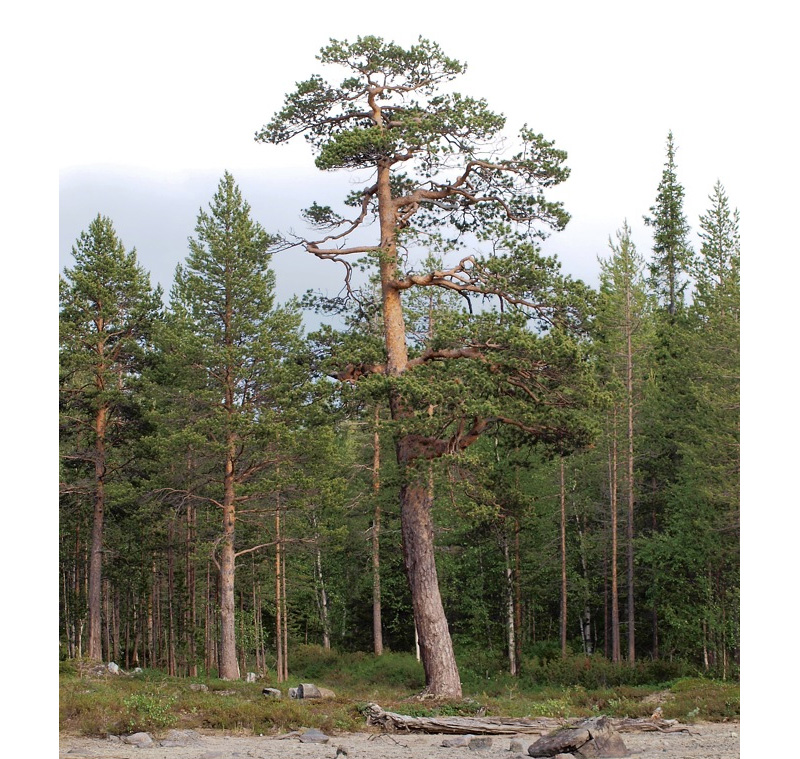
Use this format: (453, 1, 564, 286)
(643, 132, 693, 316)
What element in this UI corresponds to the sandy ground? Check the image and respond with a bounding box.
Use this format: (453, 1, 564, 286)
(59, 722, 739, 759)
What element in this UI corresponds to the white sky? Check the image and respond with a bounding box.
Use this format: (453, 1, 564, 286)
(4, 0, 797, 743)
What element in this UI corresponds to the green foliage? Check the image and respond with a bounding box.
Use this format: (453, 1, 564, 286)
(123, 692, 178, 731)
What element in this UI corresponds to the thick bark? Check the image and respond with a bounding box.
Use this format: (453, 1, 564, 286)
(399, 476, 461, 698)
(376, 155, 461, 697)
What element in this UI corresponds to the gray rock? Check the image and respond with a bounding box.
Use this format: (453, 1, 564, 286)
(132, 667, 143, 674)
(159, 729, 202, 747)
(262, 687, 282, 698)
(246, 672, 258, 683)
(468, 736, 493, 750)
(528, 717, 628, 758)
(189, 682, 209, 692)
(122, 732, 154, 747)
(215, 689, 236, 696)
(288, 687, 299, 699)
(442, 735, 474, 747)
(510, 739, 525, 752)
(298, 728, 330, 744)
(107, 662, 121, 675)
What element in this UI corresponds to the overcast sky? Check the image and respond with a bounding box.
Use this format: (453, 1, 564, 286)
(56, 1, 783, 308)
(5, 0, 796, 736)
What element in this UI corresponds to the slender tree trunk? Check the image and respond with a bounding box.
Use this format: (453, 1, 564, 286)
(88, 404, 108, 661)
(502, 530, 518, 676)
(514, 518, 522, 671)
(372, 406, 384, 656)
(275, 504, 284, 682)
(610, 408, 621, 663)
(574, 513, 593, 655)
(625, 296, 636, 665)
(167, 520, 177, 676)
(559, 457, 568, 659)
(281, 549, 288, 681)
(205, 562, 213, 675)
(311, 512, 331, 649)
(103, 579, 111, 662)
(186, 502, 198, 677)
(218, 435, 240, 679)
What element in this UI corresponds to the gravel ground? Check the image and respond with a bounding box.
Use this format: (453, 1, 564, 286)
(59, 722, 739, 759)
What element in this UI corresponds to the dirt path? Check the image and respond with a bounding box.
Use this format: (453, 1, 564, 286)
(59, 722, 739, 759)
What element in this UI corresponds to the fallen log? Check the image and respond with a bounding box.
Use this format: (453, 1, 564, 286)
(364, 704, 690, 736)
(364, 703, 562, 735)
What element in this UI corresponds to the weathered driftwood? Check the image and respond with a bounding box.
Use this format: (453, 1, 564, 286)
(365, 703, 562, 735)
(614, 717, 689, 734)
(364, 704, 689, 736)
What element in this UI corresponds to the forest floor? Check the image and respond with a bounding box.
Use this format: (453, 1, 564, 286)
(59, 721, 740, 759)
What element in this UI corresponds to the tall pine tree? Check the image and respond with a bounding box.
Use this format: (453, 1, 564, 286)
(60, 215, 162, 662)
(164, 173, 305, 679)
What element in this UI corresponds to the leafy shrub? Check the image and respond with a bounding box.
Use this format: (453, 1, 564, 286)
(123, 692, 178, 732)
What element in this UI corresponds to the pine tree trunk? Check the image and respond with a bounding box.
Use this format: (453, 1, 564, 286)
(167, 520, 177, 676)
(399, 477, 461, 697)
(88, 404, 108, 662)
(625, 288, 636, 665)
(610, 409, 621, 663)
(375, 157, 461, 698)
(514, 518, 522, 672)
(560, 457, 568, 659)
(372, 407, 384, 656)
(275, 505, 284, 682)
(218, 439, 240, 680)
(281, 549, 288, 680)
(187, 503, 198, 677)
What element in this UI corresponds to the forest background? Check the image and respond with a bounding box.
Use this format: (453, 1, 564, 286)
(2, 0, 796, 745)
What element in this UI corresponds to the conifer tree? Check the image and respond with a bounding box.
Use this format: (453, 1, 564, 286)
(60, 215, 162, 662)
(164, 172, 305, 679)
(597, 222, 651, 663)
(258, 37, 594, 697)
(643, 132, 693, 316)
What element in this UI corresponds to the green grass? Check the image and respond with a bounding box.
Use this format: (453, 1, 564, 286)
(59, 650, 739, 737)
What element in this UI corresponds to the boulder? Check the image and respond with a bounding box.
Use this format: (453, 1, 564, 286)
(528, 717, 628, 758)
(122, 732, 154, 747)
(246, 672, 258, 683)
(298, 728, 330, 744)
(189, 683, 209, 692)
(442, 735, 474, 747)
(107, 662, 121, 675)
(159, 729, 202, 747)
(296, 683, 336, 699)
(262, 687, 282, 698)
(468, 736, 493, 750)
